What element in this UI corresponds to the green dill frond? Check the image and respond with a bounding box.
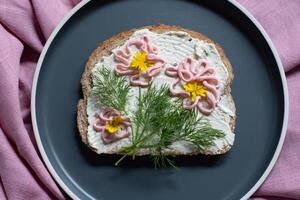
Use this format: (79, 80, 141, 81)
(90, 68, 226, 168)
(91, 67, 130, 112)
(152, 153, 178, 169)
(187, 126, 224, 149)
(117, 85, 225, 168)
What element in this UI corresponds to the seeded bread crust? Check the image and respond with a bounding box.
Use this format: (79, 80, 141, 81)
(77, 24, 236, 155)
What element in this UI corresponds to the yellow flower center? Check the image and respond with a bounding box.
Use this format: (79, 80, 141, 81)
(105, 116, 123, 134)
(130, 51, 153, 72)
(183, 81, 208, 102)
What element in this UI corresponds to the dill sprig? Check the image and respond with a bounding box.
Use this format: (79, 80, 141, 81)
(152, 154, 177, 169)
(91, 67, 130, 113)
(116, 85, 225, 167)
(91, 68, 224, 167)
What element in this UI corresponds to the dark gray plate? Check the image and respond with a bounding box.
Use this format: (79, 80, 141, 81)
(31, 0, 288, 200)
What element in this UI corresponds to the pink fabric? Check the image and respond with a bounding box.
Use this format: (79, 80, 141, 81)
(0, 0, 299, 199)
(0, 0, 80, 199)
(237, 1, 300, 199)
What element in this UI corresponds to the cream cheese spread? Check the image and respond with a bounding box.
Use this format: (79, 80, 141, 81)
(86, 29, 235, 154)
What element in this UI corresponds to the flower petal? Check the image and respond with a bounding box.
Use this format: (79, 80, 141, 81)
(203, 80, 219, 100)
(147, 63, 163, 77)
(116, 49, 130, 59)
(101, 126, 130, 144)
(128, 38, 146, 51)
(178, 59, 194, 82)
(93, 119, 105, 132)
(197, 103, 212, 115)
(183, 96, 200, 110)
(206, 91, 217, 108)
(147, 54, 165, 63)
(143, 36, 158, 54)
(130, 74, 151, 87)
(99, 107, 120, 121)
(115, 64, 136, 75)
(192, 76, 219, 88)
(114, 51, 130, 65)
(183, 57, 193, 70)
(169, 78, 189, 97)
(196, 91, 216, 115)
(165, 65, 178, 77)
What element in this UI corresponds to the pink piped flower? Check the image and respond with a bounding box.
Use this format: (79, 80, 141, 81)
(165, 57, 220, 115)
(114, 35, 165, 87)
(93, 107, 131, 144)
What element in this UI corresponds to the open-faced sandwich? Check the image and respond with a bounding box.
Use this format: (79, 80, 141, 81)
(77, 24, 236, 166)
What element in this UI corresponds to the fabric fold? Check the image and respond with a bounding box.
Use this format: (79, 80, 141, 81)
(0, 0, 299, 199)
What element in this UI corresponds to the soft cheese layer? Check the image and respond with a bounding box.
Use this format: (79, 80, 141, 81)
(86, 29, 235, 154)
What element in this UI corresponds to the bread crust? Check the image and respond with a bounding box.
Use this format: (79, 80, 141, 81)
(77, 24, 236, 155)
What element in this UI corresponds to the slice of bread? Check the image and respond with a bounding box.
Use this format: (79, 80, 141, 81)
(77, 24, 236, 155)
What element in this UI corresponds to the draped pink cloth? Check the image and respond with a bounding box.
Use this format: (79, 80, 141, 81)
(0, 0, 299, 199)
(238, 1, 300, 199)
(0, 1, 80, 199)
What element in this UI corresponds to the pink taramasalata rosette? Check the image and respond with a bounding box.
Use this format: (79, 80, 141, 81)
(114, 35, 165, 87)
(165, 57, 220, 115)
(93, 107, 131, 144)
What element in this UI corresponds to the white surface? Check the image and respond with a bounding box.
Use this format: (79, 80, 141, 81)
(31, 0, 288, 200)
(87, 29, 235, 155)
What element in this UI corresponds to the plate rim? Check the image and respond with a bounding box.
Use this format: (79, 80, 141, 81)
(31, 0, 289, 199)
